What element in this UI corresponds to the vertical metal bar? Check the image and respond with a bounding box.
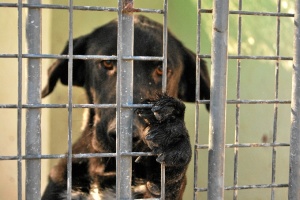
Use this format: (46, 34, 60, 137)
(116, 0, 134, 199)
(26, 0, 41, 199)
(271, 0, 281, 199)
(162, 0, 168, 92)
(288, 0, 300, 199)
(66, 0, 74, 199)
(233, 0, 242, 199)
(207, 0, 229, 200)
(161, 0, 168, 199)
(17, 1, 23, 200)
(194, 0, 202, 199)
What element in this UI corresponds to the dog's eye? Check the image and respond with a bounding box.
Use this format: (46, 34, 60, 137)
(155, 65, 163, 76)
(155, 65, 171, 76)
(102, 60, 114, 70)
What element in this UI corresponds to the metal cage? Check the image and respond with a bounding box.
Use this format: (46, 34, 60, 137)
(0, 0, 299, 199)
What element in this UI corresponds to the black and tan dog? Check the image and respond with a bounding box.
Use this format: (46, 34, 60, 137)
(41, 15, 210, 200)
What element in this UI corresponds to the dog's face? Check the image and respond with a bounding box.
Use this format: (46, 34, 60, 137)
(42, 15, 210, 153)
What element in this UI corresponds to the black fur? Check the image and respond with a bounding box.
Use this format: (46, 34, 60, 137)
(42, 15, 210, 200)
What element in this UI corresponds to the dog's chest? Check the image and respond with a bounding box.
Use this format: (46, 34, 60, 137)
(61, 184, 147, 200)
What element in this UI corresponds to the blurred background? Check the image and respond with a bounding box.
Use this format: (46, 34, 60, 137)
(0, 0, 295, 199)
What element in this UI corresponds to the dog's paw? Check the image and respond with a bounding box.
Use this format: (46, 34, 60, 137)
(136, 94, 192, 167)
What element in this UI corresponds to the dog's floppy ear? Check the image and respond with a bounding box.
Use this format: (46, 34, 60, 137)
(178, 47, 210, 110)
(42, 36, 87, 98)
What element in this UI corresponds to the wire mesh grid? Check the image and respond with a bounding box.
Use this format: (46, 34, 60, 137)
(194, 0, 297, 200)
(0, 0, 299, 200)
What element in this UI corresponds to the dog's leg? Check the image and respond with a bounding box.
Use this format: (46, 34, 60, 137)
(136, 94, 192, 200)
(42, 128, 94, 200)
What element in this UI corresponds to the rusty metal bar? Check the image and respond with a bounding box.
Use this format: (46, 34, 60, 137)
(207, 0, 229, 199)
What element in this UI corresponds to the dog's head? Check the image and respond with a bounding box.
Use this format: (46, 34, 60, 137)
(42, 15, 210, 152)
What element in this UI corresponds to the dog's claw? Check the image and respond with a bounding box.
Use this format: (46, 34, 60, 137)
(146, 181, 161, 196)
(145, 133, 155, 140)
(156, 154, 165, 164)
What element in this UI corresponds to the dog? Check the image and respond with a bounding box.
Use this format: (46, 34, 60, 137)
(41, 15, 210, 200)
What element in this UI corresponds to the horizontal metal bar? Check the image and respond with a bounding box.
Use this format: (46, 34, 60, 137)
(122, 56, 164, 61)
(0, 152, 156, 161)
(200, 54, 293, 61)
(0, 3, 164, 14)
(199, 9, 294, 17)
(134, 199, 160, 200)
(0, 3, 16, 7)
(0, 104, 116, 109)
(0, 103, 154, 109)
(120, 152, 154, 156)
(0, 99, 291, 109)
(230, 10, 294, 17)
(0, 153, 115, 160)
(196, 183, 289, 192)
(1, 4, 293, 17)
(0, 54, 118, 60)
(196, 142, 290, 149)
(1, 53, 292, 61)
(226, 99, 291, 104)
(197, 99, 291, 105)
(0, 3, 117, 11)
(0, 54, 165, 61)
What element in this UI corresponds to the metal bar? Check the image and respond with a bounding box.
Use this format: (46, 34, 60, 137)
(160, 0, 168, 199)
(0, 151, 156, 161)
(0, 54, 163, 61)
(0, 3, 164, 14)
(0, 103, 153, 109)
(0, 53, 293, 61)
(25, 0, 41, 199)
(197, 99, 291, 104)
(1, 99, 293, 109)
(0, 54, 117, 59)
(116, 0, 134, 199)
(271, 1, 281, 199)
(199, 9, 294, 17)
(122, 56, 164, 61)
(196, 142, 290, 149)
(196, 183, 289, 192)
(207, 0, 229, 199)
(17, 1, 23, 200)
(233, 0, 242, 198)
(288, 0, 300, 199)
(199, 54, 293, 60)
(194, 0, 202, 199)
(66, 1, 74, 199)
